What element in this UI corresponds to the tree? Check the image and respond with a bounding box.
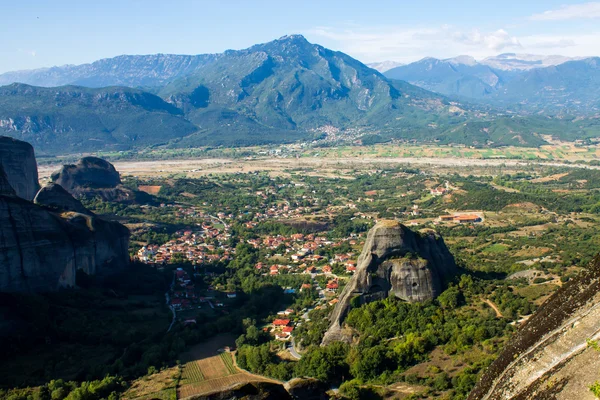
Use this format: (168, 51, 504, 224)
(437, 286, 463, 309)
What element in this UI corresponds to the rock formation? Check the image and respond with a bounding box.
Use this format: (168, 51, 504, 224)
(34, 183, 92, 214)
(322, 220, 457, 345)
(50, 156, 138, 203)
(0, 150, 130, 292)
(468, 255, 600, 400)
(0, 136, 40, 200)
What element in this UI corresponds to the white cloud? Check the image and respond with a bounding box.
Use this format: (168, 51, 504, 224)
(307, 25, 522, 63)
(307, 25, 600, 63)
(17, 48, 36, 57)
(519, 33, 600, 56)
(452, 29, 521, 51)
(530, 2, 600, 21)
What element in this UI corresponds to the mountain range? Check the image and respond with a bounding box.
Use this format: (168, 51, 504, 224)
(372, 53, 583, 74)
(383, 55, 600, 112)
(0, 35, 599, 154)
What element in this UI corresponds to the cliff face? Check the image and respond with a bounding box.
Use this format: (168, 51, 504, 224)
(0, 136, 40, 200)
(468, 256, 600, 400)
(0, 160, 130, 292)
(322, 220, 457, 344)
(51, 156, 136, 202)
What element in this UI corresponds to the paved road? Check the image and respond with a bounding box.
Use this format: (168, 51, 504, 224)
(288, 338, 302, 359)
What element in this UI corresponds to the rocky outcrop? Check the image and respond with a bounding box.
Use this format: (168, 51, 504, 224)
(322, 220, 457, 345)
(52, 156, 121, 190)
(34, 183, 92, 214)
(0, 136, 40, 200)
(194, 382, 292, 400)
(468, 256, 600, 400)
(0, 163, 130, 292)
(285, 378, 329, 400)
(194, 379, 329, 400)
(51, 156, 136, 202)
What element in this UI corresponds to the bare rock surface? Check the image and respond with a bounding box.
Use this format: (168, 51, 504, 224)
(0, 159, 129, 292)
(34, 183, 92, 214)
(468, 256, 600, 400)
(0, 136, 40, 200)
(322, 220, 457, 344)
(51, 156, 138, 203)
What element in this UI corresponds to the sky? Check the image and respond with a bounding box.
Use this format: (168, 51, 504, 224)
(1, 0, 599, 73)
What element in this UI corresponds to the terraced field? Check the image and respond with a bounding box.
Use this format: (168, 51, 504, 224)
(177, 353, 280, 399)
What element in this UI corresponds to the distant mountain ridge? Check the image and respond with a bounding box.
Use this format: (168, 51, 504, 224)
(480, 53, 583, 71)
(0, 35, 599, 154)
(384, 56, 512, 99)
(384, 55, 600, 112)
(366, 61, 404, 73)
(0, 54, 220, 88)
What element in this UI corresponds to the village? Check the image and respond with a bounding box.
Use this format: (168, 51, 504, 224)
(133, 178, 487, 347)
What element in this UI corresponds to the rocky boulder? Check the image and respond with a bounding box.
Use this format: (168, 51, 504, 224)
(0, 163, 130, 293)
(51, 156, 121, 190)
(51, 156, 138, 203)
(322, 220, 457, 345)
(468, 255, 600, 400)
(0, 136, 40, 200)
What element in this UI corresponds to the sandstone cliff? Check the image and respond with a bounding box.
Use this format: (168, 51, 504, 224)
(0, 164, 130, 292)
(0, 136, 40, 200)
(468, 256, 600, 400)
(322, 220, 457, 345)
(51, 156, 138, 203)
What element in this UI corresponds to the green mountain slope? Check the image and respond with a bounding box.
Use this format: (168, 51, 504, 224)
(0, 84, 198, 154)
(158, 35, 468, 136)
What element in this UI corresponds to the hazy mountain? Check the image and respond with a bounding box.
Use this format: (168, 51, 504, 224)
(384, 56, 512, 98)
(0, 54, 219, 88)
(481, 53, 581, 71)
(383, 54, 600, 113)
(492, 57, 600, 112)
(366, 61, 404, 73)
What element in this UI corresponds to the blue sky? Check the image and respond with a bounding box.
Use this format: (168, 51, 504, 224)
(1, 0, 599, 73)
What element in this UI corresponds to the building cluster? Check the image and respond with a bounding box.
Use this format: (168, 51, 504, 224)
(137, 227, 233, 265)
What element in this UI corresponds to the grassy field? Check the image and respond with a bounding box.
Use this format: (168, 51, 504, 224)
(122, 367, 180, 400)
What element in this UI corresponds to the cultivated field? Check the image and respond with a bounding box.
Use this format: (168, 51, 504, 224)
(177, 353, 280, 399)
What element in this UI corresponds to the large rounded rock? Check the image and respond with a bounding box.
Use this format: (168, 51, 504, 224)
(322, 220, 457, 344)
(51, 156, 121, 191)
(50, 156, 139, 203)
